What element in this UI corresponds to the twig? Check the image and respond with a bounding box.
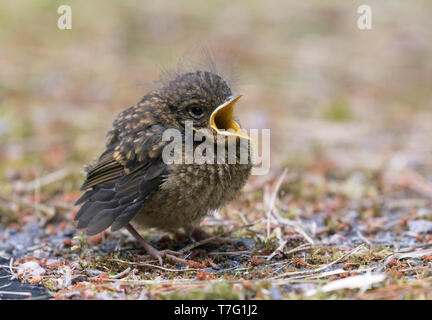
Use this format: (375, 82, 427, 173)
(398, 266, 432, 273)
(109, 259, 200, 272)
(272, 210, 314, 245)
(109, 267, 131, 279)
(299, 267, 375, 281)
(396, 169, 432, 199)
(0, 291, 32, 296)
(0, 195, 55, 220)
(265, 169, 288, 239)
(269, 266, 375, 284)
(271, 244, 365, 280)
(321, 272, 387, 294)
(235, 210, 249, 225)
(9, 258, 18, 280)
(0, 283, 11, 289)
(262, 169, 314, 245)
(208, 251, 251, 256)
(178, 221, 261, 254)
(266, 240, 288, 261)
(377, 247, 432, 272)
(13, 169, 69, 192)
(283, 243, 313, 256)
(0, 264, 22, 270)
(356, 231, 372, 246)
(395, 243, 432, 252)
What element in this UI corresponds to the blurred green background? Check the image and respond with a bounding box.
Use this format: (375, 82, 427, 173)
(1, 0, 432, 189)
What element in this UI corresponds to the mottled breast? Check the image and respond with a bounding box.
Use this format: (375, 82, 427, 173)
(133, 160, 251, 230)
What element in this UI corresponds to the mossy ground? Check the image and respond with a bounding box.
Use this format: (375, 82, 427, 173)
(1, 0, 432, 300)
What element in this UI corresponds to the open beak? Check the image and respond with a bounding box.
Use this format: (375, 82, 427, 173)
(209, 94, 251, 140)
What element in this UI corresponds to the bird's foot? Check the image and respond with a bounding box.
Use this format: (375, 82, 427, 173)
(187, 226, 236, 244)
(126, 224, 187, 265)
(148, 248, 187, 266)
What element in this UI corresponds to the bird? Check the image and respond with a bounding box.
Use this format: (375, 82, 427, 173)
(74, 70, 252, 264)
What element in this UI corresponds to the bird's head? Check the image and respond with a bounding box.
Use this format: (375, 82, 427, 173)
(157, 71, 250, 140)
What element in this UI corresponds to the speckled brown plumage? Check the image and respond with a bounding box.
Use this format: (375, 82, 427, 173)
(74, 71, 252, 262)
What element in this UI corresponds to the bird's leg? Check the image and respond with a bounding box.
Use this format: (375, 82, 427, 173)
(126, 224, 186, 265)
(185, 226, 236, 244)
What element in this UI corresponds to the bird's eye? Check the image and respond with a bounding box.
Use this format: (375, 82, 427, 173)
(188, 105, 204, 119)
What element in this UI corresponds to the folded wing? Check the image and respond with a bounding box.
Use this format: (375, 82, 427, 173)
(74, 108, 167, 235)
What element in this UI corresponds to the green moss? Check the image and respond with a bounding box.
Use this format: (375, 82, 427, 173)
(308, 245, 344, 265)
(42, 280, 55, 291)
(162, 282, 240, 300)
(324, 99, 352, 122)
(261, 237, 278, 253)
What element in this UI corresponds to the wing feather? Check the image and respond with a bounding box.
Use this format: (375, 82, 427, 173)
(74, 105, 168, 235)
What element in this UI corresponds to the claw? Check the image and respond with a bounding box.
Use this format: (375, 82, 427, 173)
(126, 224, 187, 265)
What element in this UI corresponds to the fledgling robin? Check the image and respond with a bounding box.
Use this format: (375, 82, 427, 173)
(74, 70, 252, 264)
